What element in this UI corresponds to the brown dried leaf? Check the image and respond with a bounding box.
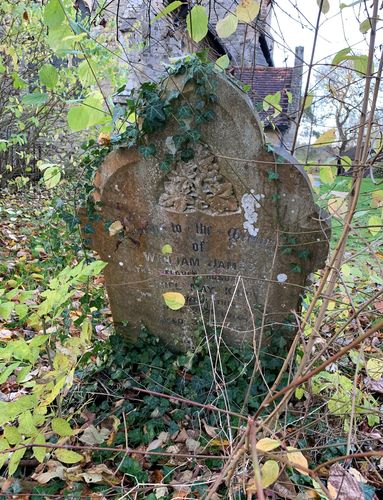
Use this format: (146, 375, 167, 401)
(328, 463, 364, 500)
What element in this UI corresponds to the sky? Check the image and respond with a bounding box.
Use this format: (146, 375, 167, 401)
(270, 1, 381, 70)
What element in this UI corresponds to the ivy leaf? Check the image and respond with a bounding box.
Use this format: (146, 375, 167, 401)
(52, 418, 73, 437)
(38, 63, 58, 89)
(216, 13, 238, 38)
(236, 0, 260, 23)
(163, 292, 185, 310)
(55, 448, 84, 464)
(186, 5, 208, 42)
(22, 93, 49, 106)
(151, 1, 184, 24)
(138, 144, 156, 158)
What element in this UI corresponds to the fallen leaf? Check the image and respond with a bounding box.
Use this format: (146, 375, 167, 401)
(108, 220, 123, 237)
(31, 460, 66, 484)
(366, 358, 383, 380)
(163, 292, 185, 311)
(79, 425, 110, 445)
(328, 463, 364, 500)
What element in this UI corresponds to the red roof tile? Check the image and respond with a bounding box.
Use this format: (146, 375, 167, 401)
(232, 67, 294, 129)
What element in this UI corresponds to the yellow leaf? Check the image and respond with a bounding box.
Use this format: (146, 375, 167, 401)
(236, 0, 260, 23)
(163, 292, 185, 311)
(327, 197, 346, 220)
(366, 358, 383, 380)
(368, 215, 381, 236)
(371, 190, 383, 208)
(319, 166, 336, 184)
(317, 0, 330, 13)
(256, 438, 281, 452)
(261, 460, 280, 488)
(286, 446, 309, 476)
(216, 13, 238, 38)
(215, 54, 230, 71)
(161, 244, 173, 255)
(55, 448, 84, 464)
(108, 220, 123, 236)
(313, 128, 336, 147)
(303, 93, 314, 109)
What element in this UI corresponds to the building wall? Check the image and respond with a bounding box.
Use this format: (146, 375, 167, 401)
(117, 0, 273, 88)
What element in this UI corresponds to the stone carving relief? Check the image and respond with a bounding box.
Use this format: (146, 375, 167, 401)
(158, 146, 239, 214)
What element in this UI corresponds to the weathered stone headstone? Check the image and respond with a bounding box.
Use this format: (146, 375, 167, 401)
(83, 73, 330, 351)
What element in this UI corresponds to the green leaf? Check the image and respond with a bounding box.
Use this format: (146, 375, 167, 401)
(161, 244, 173, 255)
(18, 410, 38, 437)
(43, 166, 61, 189)
(340, 155, 352, 171)
(348, 55, 369, 75)
(151, 1, 184, 24)
(359, 18, 372, 33)
(44, 0, 65, 29)
(22, 93, 49, 106)
(0, 438, 9, 469)
(0, 395, 37, 427)
(67, 105, 90, 132)
(14, 303, 28, 320)
(368, 215, 381, 236)
(216, 13, 238, 38)
(215, 54, 230, 71)
(55, 448, 84, 464)
(33, 433, 46, 463)
(263, 91, 282, 116)
(4, 426, 22, 446)
(78, 60, 96, 87)
(332, 47, 352, 66)
(163, 292, 185, 310)
(303, 93, 314, 109)
(52, 418, 73, 437)
(319, 166, 336, 184)
(317, 0, 330, 14)
(0, 301, 14, 320)
(8, 446, 26, 475)
(186, 5, 208, 42)
(138, 144, 156, 158)
(0, 362, 21, 385)
(39, 63, 58, 89)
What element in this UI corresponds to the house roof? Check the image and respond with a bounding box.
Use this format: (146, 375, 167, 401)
(232, 67, 294, 130)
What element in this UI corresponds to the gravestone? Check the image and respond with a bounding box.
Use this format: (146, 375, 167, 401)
(83, 73, 330, 352)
